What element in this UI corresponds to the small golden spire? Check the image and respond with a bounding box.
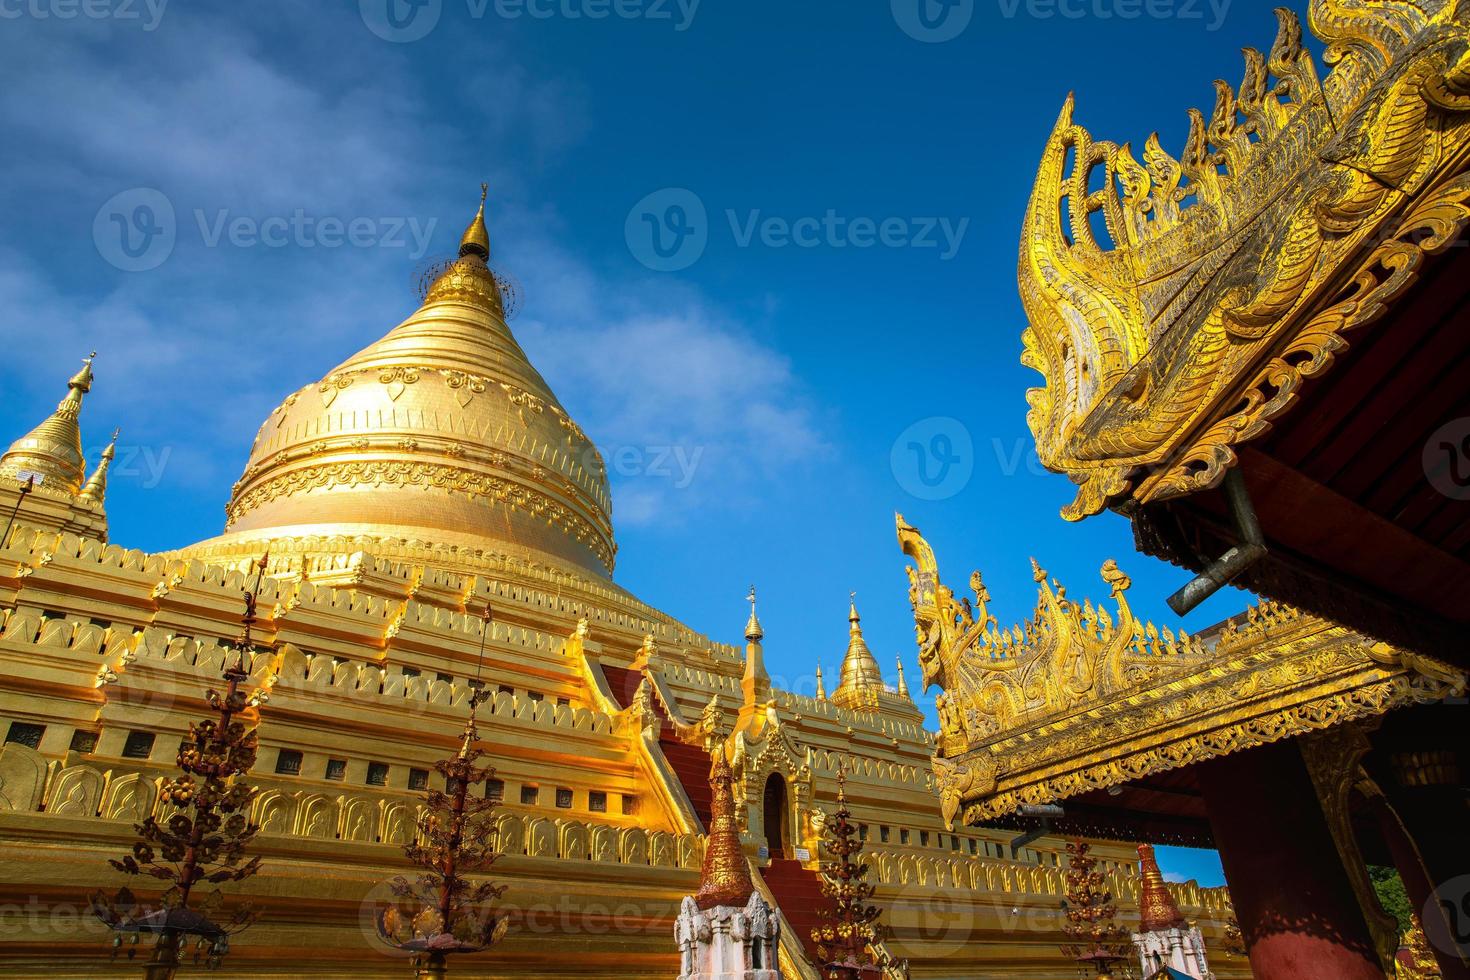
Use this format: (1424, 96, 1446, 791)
(693, 748, 755, 910)
(0, 352, 98, 496)
(833, 591, 884, 710)
(79, 427, 119, 503)
(744, 585, 763, 643)
(895, 654, 909, 698)
(815, 659, 827, 700)
(458, 182, 491, 261)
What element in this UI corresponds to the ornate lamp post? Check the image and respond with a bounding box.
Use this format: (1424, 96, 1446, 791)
(812, 763, 895, 980)
(91, 554, 272, 978)
(1059, 840, 1133, 980)
(375, 607, 508, 979)
(1, 473, 36, 548)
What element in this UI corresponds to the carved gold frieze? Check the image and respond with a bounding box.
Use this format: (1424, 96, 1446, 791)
(897, 515, 1467, 827)
(1018, 0, 1470, 520)
(225, 458, 615, 569)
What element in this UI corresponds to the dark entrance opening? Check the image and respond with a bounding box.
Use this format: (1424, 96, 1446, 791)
(762, 772, 787, 858)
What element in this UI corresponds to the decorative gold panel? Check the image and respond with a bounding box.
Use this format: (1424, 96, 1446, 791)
(1019, 0, 1470, 519)
(897, 515, 1467, 827)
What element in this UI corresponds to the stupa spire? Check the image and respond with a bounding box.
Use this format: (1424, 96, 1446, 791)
(815, 659, 827, 700)
(79, 428, 119, 504)
(896, 654, 909, 698)
(459, 182, 491, 260)
(694, 748, 755, 910)
(744, 585, 763, 642)
(1136, 844, 1186, 932)
(741, 586, 771, 706)
(832, 592, 884, 711)
(1, 352, 96, 496)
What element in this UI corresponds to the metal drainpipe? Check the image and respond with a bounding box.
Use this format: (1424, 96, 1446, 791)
(1166, 467, 1268, 616)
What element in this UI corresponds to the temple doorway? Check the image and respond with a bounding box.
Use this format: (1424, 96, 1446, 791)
(762, 772, 788, 858)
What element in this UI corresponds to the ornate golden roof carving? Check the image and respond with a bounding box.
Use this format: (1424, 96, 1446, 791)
(192, 190, 616, 577)
(896, 514, 1467, 827)
(1019, 0, 1470, 520)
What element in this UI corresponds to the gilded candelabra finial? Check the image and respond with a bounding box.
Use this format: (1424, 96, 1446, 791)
(812, 757, 892, 979)
(1059, 840, 1132, 978)
(376, 602, 507, 979)
(91, 554, 271, 978)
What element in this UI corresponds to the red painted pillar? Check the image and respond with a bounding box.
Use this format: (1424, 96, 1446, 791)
(1371, 794, 1470, 980)
(1377, 748, 1470, 972)
(1195, 739, 1387, 980)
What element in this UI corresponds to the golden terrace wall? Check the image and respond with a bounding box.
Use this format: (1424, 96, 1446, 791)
(0, 524, 1248, 978)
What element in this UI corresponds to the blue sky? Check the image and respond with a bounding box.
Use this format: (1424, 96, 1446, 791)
(0, 0, 1307, 886)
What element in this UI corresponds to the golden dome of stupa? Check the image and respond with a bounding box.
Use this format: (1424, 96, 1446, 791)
(190, 187, 616, 577)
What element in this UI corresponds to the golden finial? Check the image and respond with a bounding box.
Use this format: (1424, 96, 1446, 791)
(848, 590, 860, 627)
(69, 351, 97, 393)
(896, 654, 909, 698)
(744, 585, 763, 642)
(815, 659, 827, 700)
(458, 182, 491, 260)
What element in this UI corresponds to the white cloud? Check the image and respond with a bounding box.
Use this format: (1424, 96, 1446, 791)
(0, 4, 827, 536)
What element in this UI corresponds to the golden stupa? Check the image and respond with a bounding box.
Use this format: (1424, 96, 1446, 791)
(194, 185, 615, 577)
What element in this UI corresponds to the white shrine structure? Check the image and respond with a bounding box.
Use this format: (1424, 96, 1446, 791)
(674, 750, 782, 979)
(1132, 844, 1215, 980)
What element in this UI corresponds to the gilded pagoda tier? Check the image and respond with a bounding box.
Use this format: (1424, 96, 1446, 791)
(196, 191, 616, 577)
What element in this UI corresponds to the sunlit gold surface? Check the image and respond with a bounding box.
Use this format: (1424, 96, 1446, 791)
(197, 194, 615, 576)
(1018, 0, 1470, 519)
(830, 597, 885, 712)
(897, 514, 1467, 827)
(1, 354, 95, 496)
